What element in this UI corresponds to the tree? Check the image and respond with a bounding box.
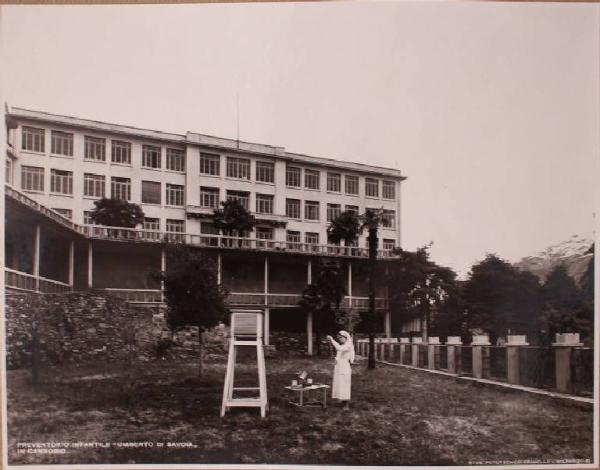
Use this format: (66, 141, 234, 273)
(543, 264, 591, 342)
(463, 254, 544, 343)
(327, 211, 360, 246)
(213, 200, 256, 247)
(299, 260, 347, 356)
(89, 198, 145, 228)
(154, 244, 229, 376)
(579, 245, 594, 344)
(387, 246, 462, 341)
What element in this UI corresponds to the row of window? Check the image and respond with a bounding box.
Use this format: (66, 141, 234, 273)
(199, 152, 397, 199)
(21, 126, 185, 171)
(22, 166, 185, 206)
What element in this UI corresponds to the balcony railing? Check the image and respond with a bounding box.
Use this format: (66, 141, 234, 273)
(5, 268, 72, 293)
(6, 184, 399, 259)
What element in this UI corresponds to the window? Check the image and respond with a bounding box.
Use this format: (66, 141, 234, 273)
(142, 145, 161, 169)
(84, 211, 95, 225)
(111, 140, 131, 164)
(167, 148, 185, 172)
(345, 205, 359, 215)
(166, 219, 185, 233)
(201, 222, 220, 235)
(286, 198, 301, 219)
(305, 201, 320, 221)
(84, 136, 105, 161)
(22, 126, 45, 152)
(327, 173, 341, 192)
(286, 166, 301, 187)
(141, 181, 161, 204)
(111, 177, 131, 201)
(383, 239, 396, 251)
(143, 218, 160, 231)
(383, 180, 396, 200)
(304, 169, 320, 190)
(226, 157, 250, 179)
(382, 210, 396, 229)
(287, 231, 301, 244)
(305, 232, 319, 245)
(327, 203, 341, 222)
(256, 161, 275, 183)
(84, 173, 105, 198)
(53, 208, 72, 219)
(226, 190, 249, 210)
(21, 166, 44, 192)
(6, 159, 13, 184)
(256, 194, 274, 214)
(50, 169, 73, 195)
(52, 131, 74, 156)
(257, 227, 273, 240)
(200, 152, 220, 175)
(166, 184, 185, 206)
(366, 178, 379, 198)
(200, 186, 220, 209)
(345, 175, 359, 195)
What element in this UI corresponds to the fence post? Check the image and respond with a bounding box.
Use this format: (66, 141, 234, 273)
(506, 335, 528, 385)
(400, 337, 410, 364)
(428, 337, 440, 369)
(553, 333, 583, 394)
(472, 335, 491, 379)
(446, 336, 462, 374)
(411, 337, 422, 367)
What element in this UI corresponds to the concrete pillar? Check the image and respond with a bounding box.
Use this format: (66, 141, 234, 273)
(553, 333, 583, 394)
(411, 337, 422, 367)
(33, 224, 41, 291)
(68, 239, 75, 287)
(217, 253, 222, 285)
(307, 259, 312, 284)
(506, 335, 528, 385)
(160, 247, 166, 302)
(400, 337, 410, 364)
(264, 308, 270, 346)
(307, 311, 313, 356)
(446, 336, 462, 374)
(472, 335, 491, 379)
(385, 311, 391, 338)
(264, 256, 269, 306)
(87, 241, 93, 289)
(428, 337, 440, 370)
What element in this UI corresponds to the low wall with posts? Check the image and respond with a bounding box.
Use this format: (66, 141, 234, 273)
(356, 333, 594, 397)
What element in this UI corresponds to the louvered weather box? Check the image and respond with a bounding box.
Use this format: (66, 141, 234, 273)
(221, 310, 268, 418)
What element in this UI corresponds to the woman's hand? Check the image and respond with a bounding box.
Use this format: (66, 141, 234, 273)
(326, 335, 333, 342)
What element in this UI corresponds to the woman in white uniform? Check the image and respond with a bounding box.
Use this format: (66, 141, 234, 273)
(326, 330, 355, 410)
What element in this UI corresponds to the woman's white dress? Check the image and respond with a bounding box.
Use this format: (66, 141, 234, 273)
(331, 339, 352, 400)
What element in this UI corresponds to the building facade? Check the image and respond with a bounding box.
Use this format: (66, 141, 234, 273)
(4, 107, 407, 351)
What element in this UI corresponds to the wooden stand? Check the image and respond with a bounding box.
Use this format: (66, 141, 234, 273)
(221, 310, 268, 418)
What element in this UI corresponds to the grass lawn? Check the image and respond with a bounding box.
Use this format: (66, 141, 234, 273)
(7, 352, 594, 466)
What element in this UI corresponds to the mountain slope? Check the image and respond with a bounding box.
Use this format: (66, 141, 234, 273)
(514, 235, 593, 284)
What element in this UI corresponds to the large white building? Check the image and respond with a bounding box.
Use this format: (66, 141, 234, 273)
(6, 107, 404, 250)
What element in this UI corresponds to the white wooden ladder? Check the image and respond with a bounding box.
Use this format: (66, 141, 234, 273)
(221, 310, 268, 418)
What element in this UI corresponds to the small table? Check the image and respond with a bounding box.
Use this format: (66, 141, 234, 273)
(285, 384, 330, 408)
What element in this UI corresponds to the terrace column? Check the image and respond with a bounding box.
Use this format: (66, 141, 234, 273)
(385, 311, 391, 338)
(428, 337, 440, 370)
(446, 336, 462, 374)
(471, 335, 491, 379)
(506, 335, 528, 385)
(348, 261, 352, 301)
(161, 247, 166, 302)
(553, 333, 583, 394)
(264, 256, 269, 346)
(306, 259, 313, 354)
(33, 223, 41, 291)
(217, 253, 222, 285)
(87, 241, 93, 289)
(68, 239, 75, 287)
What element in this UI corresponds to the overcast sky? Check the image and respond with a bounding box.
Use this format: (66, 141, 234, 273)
(1, 2, 598, 278)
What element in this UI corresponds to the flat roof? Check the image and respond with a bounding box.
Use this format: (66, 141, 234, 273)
(8, 106, 406, 179)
